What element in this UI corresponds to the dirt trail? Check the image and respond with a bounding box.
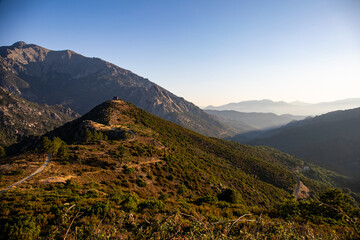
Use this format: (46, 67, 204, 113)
(0, 154, 51, 194)
(0, 129, 137, 189)
(127, 130, 136, 141)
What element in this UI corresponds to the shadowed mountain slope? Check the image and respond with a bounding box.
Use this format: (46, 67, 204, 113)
(205, 109, 305, 133)
(0, 87, 79, 146)
(0, 41, 232, 138)
(238, 107, 360, 180)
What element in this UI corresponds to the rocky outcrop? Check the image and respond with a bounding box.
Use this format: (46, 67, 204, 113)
(0, 87, 79, 146)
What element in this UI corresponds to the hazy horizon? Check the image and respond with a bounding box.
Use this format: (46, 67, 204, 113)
(1, 0, 359, 107)
(202, 97, 360, 107)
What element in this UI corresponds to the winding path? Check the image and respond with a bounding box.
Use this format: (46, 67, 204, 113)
(0, 153, 51, 194)
(0, 129, 135, 194)
(128, 130, 137, 141)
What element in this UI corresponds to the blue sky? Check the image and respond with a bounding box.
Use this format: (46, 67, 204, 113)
(0, 0, 359, 107)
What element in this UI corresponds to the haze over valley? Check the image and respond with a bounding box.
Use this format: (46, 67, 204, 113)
(205, 98, 360, 116)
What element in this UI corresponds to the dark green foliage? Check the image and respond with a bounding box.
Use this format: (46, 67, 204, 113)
(136, 179, 147, 187)
(40, 137, 52, 153)
(276, 197, 299, 219)
(121, 193, 139, 212)
(274, 189, 360, 228)
(1, 215, 41, 240)
(320, 188, 354, 208)
(217, 188, 242, 204)
(57, 144, 69, 159)
(138, 199, 165, 212)
(117, 145, 129, 157)
(129, 143, 160, 157)
(85, 129, 93, 143)
(40, 136, 66, 154)
(85, 129, 108, 143)
(123, 165, 134, 174)
(0, 146, 5, 158)
(195, 195, 218, 205)
(87, 201, 110, 217)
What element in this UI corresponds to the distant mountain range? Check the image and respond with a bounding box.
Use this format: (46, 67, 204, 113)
(205, 99, 360, 116)
(205, 109, 306, 134)
(0, 41, 233, 138)
(233, 107, 360, 181)
(0, 87, 79, 146)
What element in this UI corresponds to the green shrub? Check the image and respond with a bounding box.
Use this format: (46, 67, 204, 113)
(118, 145, 129, 157)
(276, 197, 299, 219)
(217, 188, 242, 204)
(1, 215, 41, 240)
(195, 195, 218, 205)
(123, 165, 134, 174)
(138, 199, 165, 212)
(0, 146, 6, 158)
(176, 184, 188, 195)
(136, 179, 147, 187)
(122, 193, 139, 212)
(40, 136, 66, 154)
(40, 136, 52, 153)
(88, 201, 110, 217)
(85, 129, 108, 143)
(57, 144, 69, 159)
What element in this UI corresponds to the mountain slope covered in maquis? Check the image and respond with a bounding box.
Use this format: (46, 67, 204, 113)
(0, 41, 233, 138)
(0, 100, 359, 239)
(237, 107, 360, 181)
(0, 87, 79, 146)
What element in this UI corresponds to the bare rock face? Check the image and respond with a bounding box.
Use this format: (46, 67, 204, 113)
(0, 42, 233, 138)
(0, 87, 79, 146)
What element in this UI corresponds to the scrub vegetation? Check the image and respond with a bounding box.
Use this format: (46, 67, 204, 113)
(1, 100, 359, 239)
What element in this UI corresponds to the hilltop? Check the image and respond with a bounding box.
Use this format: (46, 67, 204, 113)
(0, 41, 232, 138)
(1, 99, 359, 239)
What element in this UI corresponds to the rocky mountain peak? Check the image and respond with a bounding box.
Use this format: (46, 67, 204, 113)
(11, 41, 27, 48)
(0, 42, 234, 138)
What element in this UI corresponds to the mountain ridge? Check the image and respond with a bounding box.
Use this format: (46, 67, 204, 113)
(205, 98, 360, 115)
(0, 41, 233, 138)
(234, 107, 360, 181)
(205, 109, 306, 134)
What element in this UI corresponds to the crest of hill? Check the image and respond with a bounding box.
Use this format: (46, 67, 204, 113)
(0, 41, 233, 138)
(46, 99, 358, 195)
